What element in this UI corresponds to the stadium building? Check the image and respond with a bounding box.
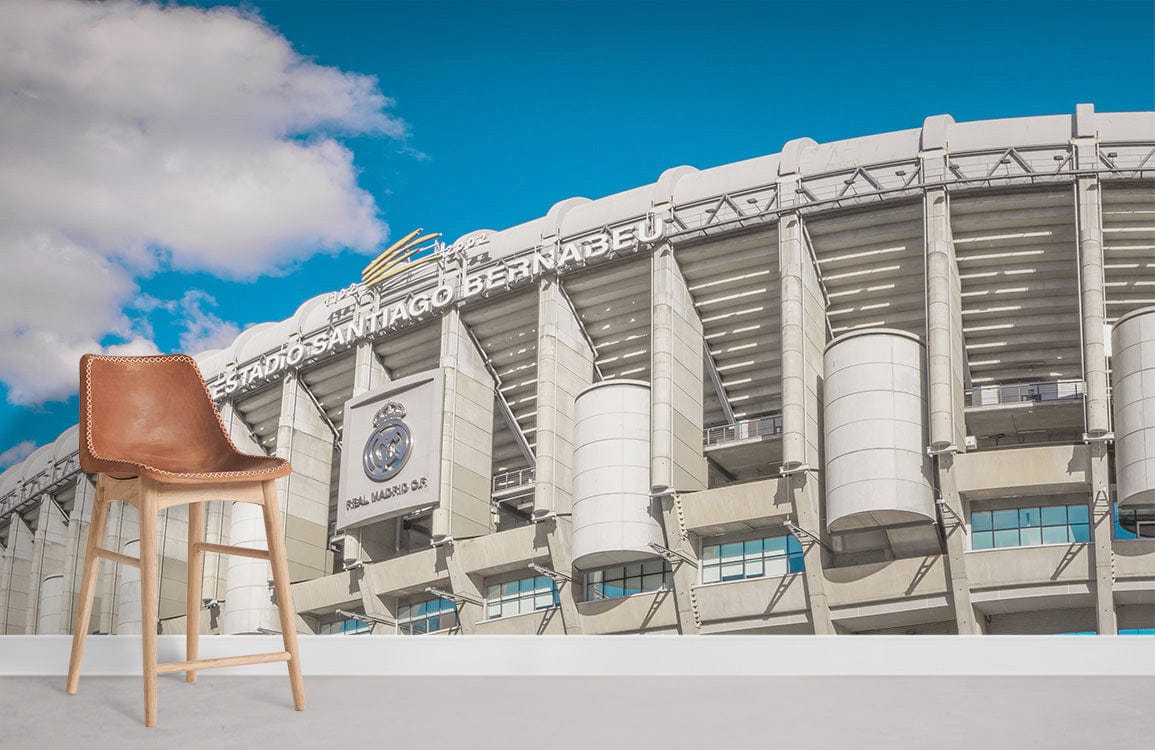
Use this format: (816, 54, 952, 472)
(2, 103, 1154, 639)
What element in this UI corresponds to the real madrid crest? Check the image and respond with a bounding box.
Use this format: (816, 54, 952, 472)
(362, 401, 412, 482)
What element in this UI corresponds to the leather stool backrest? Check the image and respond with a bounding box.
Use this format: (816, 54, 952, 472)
(79, 354, 235, 477)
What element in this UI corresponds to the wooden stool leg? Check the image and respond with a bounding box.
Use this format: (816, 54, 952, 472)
(260, 480, 306, 711)
(139, 481, 160, 727)
(186, 500, 206, 683)
(66, 476, 110, 694)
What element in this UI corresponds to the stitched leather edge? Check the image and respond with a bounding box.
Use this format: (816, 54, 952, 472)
(83, 354, 289, 481)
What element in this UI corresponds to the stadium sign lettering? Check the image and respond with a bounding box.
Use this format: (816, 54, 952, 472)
(209, 213, 667, 399)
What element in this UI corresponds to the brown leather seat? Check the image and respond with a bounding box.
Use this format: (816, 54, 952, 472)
(67, 353, 304, 727)
(78, 354, 290, 483)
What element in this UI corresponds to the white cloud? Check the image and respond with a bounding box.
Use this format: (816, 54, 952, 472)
(0, 440, 36, 469)
(0, 0, 401, 405)
(174, 290, 243, 355)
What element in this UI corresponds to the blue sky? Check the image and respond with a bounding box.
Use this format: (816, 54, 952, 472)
(1, 0, 1153, 465)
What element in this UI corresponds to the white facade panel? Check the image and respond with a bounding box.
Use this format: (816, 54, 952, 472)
(823, 329, 935, 530)
(1112, 306, 1155, 506)
(571, 380, 663, 568)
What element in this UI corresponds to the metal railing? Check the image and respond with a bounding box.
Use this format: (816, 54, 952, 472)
(964, 380, 1085, 408)
(703, 414, 784, 448)
(492, 467, 535, 494)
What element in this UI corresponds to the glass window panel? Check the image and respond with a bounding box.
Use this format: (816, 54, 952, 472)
(702, 564, 720, 584)
(588, 570, 603, 584)
(641, 573, 664, 591)
(501, 581, 519, 597)
(971, 511, 993, 532)
(487, 601, 500, 619)
(1041, 525, 1070, 544)
(624, 563, 643, 578)
(1066, 504, 1089, 524)
(720, 543, 744, 562)
(721, 561, 744, 581)
(992, 509, 1019, 530)
(519, 577, 534, 593)
(701, 545, 720, 561)
(1019, 526, 1041, 547)
(1041, 506, 1068, 526)
(642, 559, 665, 575)
(763, 556, 788, 578)
(788, 554, 805, 574)
(763, 536, 787, 553)
(1070, 523, 1090, 543)
(993, 529, 1020, 548)
(1019, 508, 1041, 527)
(786, 535, 803, 554)
(535, 592, 555, 610)
(972, 531, 994, 550)
(486, 584, 499, 599)
(744, 539, 763, 556)
(745, 558, 764, 578)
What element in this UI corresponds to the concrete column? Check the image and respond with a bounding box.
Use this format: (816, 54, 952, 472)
(0, 515, 33, 633)
(651, 244, 708, 493)
(273, 371, 335, 585)
(1089, 441, 1117, 634)
(924, 188, 966, 451)
(937, 456, 978, 633)
(60, 473, 96, 634)
(1074, 103, 1111, 437)
(115, 538, 141, 635)
(94, 499, 130, 635)
(658, 493, 701, 635)
(221, 401, 274, 634)
(353, 339, 391, 393)
(434, 308, 496, 543)
(778, 214, 825, 472)
(776, 201, 834, 634)
(534, 276, 595, 519)
(542, 515, 584, 634)
(444, 545, 484, 634)
(26, 497, 68, 633)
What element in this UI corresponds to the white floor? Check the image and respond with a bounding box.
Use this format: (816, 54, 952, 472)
(3, 675, 1152, 750)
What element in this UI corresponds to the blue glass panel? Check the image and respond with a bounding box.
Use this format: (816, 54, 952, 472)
(971, 511, 993, 532)
(1041, 524, 1069, 544)
(744, 539, 763, 556)
(720, 542, 743, 561)
(1019, 507, 1041, 527)
(502, 581, 519, 597)
(993, 529, 1020, 548)
(1070, 523, 1090, 543)
(992, 509, 1019, 530)
(519, 577, 534, 593)
(1041, 506, 1068, 526)
(1019, 527, 1041, 546)
(1066, 504, 1089, 524)
(1114, 502, 1138, 540)
(788, 553, 805, 574)
(786, 535, 803, 554)
(972, 531, 994, 550)
(764, 536, 788, 553)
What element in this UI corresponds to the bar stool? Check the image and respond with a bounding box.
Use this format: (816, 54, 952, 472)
(66, 354, 305, 726)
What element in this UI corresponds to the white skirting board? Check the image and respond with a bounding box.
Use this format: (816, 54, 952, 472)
(3, 634, 1154, 676)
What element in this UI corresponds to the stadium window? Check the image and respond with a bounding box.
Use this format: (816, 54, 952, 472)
(1114, 502, 1155, 540)
(701, 533, 804, 584)
(970, 503, 1090, 550)
(317, 612, 372, 636)
(585, 559, 672, 601)
(396, 597, 458, 635)
(484, 575, 559, 619)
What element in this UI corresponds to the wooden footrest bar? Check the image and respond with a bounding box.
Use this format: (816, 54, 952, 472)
(193, 541, 270, 560)
(93, 547, 140, 567)
(156, 651, 292, 675)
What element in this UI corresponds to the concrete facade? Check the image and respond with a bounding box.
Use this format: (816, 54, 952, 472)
(2, 104, 1154, 639)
